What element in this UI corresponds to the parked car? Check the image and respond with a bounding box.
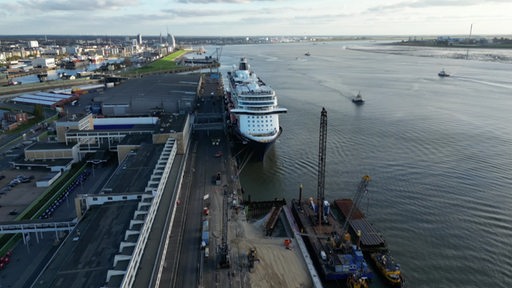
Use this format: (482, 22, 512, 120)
(7, 79, 21, 86)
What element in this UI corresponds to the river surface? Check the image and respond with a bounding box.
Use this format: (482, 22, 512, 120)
(216, 41, 512, 288)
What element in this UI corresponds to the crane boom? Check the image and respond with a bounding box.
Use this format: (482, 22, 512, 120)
(340, 175, 371, 235)
(316, 107, 328, 226)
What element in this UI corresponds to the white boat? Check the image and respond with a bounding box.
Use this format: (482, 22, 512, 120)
(226, 57, 287, 159)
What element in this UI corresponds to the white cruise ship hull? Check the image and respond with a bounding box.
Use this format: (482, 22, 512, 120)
(231, 125, 283, 160)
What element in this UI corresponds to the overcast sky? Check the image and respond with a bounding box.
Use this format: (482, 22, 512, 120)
(1, 0, 511, 37)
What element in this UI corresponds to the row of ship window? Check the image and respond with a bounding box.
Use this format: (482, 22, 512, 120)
(249, 115, 272, 123)
(248, 115, 273, 130)
(249, 119, 273, 123)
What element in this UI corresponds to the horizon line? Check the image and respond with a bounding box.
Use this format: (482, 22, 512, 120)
(1, 33, 512, 38)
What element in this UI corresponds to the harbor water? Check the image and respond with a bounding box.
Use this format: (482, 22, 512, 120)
(217, 41, 512, 288)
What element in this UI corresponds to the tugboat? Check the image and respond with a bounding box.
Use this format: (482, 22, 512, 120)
(438, 69, 450, 77)
(370, 252, 404, 287)
(352, 91, 364, 104)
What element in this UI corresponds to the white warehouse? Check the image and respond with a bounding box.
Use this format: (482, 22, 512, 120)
(33, 57, 57, 69)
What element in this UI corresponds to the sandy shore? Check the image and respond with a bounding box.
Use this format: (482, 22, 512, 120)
(230, 211, 313, 288)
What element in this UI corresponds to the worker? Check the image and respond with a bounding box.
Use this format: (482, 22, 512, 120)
(284, 239, 292, 249)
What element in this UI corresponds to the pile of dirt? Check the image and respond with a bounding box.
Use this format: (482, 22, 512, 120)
(231, 212, 312, 288)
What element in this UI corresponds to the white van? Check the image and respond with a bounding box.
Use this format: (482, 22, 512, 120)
(204, 247, 209, 260)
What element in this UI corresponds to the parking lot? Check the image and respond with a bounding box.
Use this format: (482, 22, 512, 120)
(0, 168, 49, 221)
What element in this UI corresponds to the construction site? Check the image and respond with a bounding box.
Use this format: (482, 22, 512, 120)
(183, 105, 382, 288)
(199, 107, 382, 288)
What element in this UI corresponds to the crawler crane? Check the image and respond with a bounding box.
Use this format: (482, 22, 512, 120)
(334, 175, 371, 251)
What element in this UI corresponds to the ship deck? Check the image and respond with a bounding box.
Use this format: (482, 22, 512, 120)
(291, 199, 371, 281)
(333, 199, 387, 253)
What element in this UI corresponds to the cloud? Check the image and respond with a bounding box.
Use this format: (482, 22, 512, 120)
(1, 0, 510, 36)
(15, 0, 139, 12)
(366, 0, 511, 13)
(176, 0, 275, 3)
(162, 8, 233, 17)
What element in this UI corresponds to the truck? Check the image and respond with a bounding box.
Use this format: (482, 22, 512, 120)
(204, 247, 209, 259)
(215, 172, 221, 185)
(7, 79, 21, 86)
(202, 231, 209, 245)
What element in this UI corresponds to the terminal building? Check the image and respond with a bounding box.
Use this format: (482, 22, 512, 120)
(10, 73, 200, 171)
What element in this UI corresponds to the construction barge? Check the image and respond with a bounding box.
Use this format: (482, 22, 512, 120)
(333, 200, 405, 287)
(291, 196, 373, 282)
(333, 199, 387, 253)
(287, 109, 376, 285)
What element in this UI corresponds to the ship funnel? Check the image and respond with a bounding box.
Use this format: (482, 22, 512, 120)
(239, 57, 249, 70)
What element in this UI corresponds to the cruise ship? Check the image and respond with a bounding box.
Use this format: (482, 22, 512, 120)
(226, 57, 287, 159)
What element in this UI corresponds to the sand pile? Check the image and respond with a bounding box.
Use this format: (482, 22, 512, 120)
(231, 213, 313, 288)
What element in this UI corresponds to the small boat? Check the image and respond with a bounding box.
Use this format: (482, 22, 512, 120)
(370, 252, 404, 287)
(438, 69, 450, 77)
(304, 52, 311, 56)
(352, 91, 364, 104)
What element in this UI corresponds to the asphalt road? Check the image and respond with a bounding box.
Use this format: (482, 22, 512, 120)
(156, 81, 230, 288)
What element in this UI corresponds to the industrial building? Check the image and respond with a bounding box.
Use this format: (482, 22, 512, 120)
(32, 57, 57, 69)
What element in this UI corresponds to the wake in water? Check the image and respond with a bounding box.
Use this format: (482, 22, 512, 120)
(347, 44, 512, 64)
(449, 75, 512, 89)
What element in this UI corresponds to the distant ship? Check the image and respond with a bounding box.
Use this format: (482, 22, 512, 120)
(438, 69, 450, 77)
(226, 57, 287, 160)
(352, 91, 364, 104)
